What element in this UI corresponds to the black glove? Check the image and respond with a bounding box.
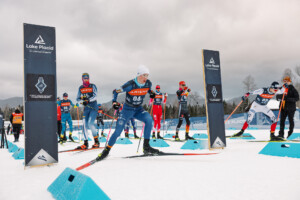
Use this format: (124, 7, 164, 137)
(149, 90, 156, 99)
(113, 102, 120, 110)
(241, 92, 250, 101)
(283, 83, 289, 88)
(187, 88, 191, 92)
(82, 100, 89, 106)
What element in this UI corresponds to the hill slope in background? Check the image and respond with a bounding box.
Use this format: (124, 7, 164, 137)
(0, 97, 23, 109)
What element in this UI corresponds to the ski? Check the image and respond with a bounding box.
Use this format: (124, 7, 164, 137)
(248, 140, 300, 143)
(75, 152, 219, 171)
(163, 138, 187, 142)
(58, 147, 104, 153)
(76, 159, 98, 171)
(125, 152, 219, 159)
(226, 135, 253, 138)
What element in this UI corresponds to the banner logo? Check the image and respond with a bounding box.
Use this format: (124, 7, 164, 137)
(211, 86, 218, 98)
(205, 56, 219, 70)
(35, 77, 47, 94)
(35, 35, 45, 44)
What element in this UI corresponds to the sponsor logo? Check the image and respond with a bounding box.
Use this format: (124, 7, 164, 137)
(38, 155, 47, 162)
(128, 88, 149, 96)
(211, 86, 218, 98)
(155, 95, 163, 99)
(35, 35, 45, 44)
(61, 102, 71, 107)
(260, 94, 274, 99)
(205, 57, 219, 70)
(25, 34, 54, 54)
(35, 77, 47, 94)
(80, 87, 93, 94)
(212, 137, 225, 148)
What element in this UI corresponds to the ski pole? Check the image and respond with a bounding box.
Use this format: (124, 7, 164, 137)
(104, 110, 117, 147)
(224, 100, 243, 123)
(85, 104, 117, 120)
(276, 92, 287, 122)
(76, 106, 82, 143)
(163, 103, 166, 137)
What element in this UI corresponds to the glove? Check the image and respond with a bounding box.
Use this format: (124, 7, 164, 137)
(82, 100, 89, 106)
(149, 90, 156, 99)
(187, 88, 191, 92)
(81, 96, 88, 101)
(76, 103, 79, 107)
(241, 92, 250, 101)
(283, 83, 288, 88)
(74, 105, 78, 108)
(113, 102, 120, 110)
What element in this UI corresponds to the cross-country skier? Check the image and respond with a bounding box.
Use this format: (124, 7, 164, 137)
(10, 108, 23, 142)
(175, 81, 194, 141)
(97, 104, 105, 137)
(97, 65, 159, 161)
(124, 118, 139, 139)
(151, 85, 167, 139)
(58, 93, 76, 143)
(76, 73, 99, 149)
(233, 81, 287, 140)
(57, 97, 62, 139)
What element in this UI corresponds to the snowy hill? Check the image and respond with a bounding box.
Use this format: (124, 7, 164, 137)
(0, 97, 23, 109)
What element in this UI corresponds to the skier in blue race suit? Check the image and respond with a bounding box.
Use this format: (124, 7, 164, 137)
(97, 65, 159, 161)
(97, 104, 105, 137)
(124, 118, 139, 139)
(58, 92, 76, 143)
(76, 73, 99, 149)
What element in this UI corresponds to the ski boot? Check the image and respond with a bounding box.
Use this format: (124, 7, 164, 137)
(92, 137, 100, 148)
(96, 146, 111, 161)
(58, 135, 64, 144)
(69, 133, 75, 142)
(101, 131, 105, 137)
(174, 134, 180, 141)
(270, 133, 283, 141)
(134, 133, 140, 139)
(125, 132, 129, 138)
(185, 133, 194, 140)
(157, 131, 163, 139)
(143, 139, 160, 155)
(76, 140, 88, 150)
(152, 132, 156, 139)
(232, 130, 244, 137)
(63, 134, 67, 143)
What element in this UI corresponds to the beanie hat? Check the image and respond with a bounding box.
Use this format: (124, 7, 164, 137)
(137, 65, 150, 76)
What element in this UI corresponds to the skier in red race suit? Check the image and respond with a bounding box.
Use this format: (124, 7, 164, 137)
(151, 85, 167, 139)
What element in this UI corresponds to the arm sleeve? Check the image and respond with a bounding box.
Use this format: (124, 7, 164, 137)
(10, 115, 13, 123)
(76, 87, 82, 102)
(112, 81, 132, 102)
(250, 88, 264, 95)
(70, 100, 75, 107)
(89, 85, 97, 102)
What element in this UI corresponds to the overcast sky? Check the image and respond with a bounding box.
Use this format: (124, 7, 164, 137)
(1, 0, 300, 103)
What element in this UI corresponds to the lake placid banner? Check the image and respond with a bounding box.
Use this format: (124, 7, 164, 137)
(24, 23, 58, 166)
(202, 49, 226, 149)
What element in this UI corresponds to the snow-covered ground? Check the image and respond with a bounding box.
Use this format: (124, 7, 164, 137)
(1, 129, 300, 200)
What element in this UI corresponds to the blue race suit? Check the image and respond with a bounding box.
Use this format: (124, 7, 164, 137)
(97, 107, 105, 132)
(76, 84, 98, 140)
(108, 78, 153, 147)
(58, 99, 74, 135)
(124, 118, 137, 133)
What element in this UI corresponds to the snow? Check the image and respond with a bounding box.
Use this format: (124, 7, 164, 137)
(1, 129, 300, 200)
